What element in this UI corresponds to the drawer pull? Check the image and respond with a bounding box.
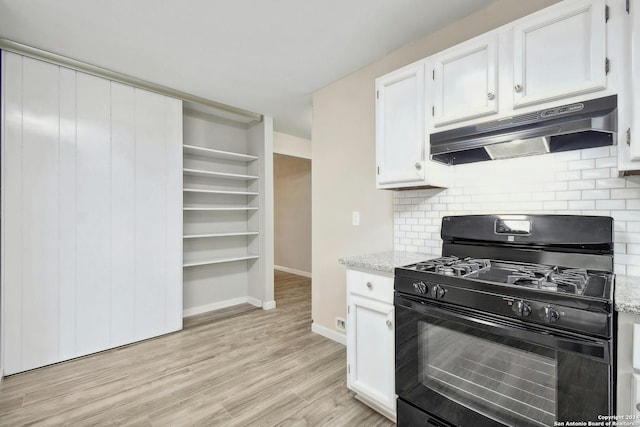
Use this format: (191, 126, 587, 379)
(386, 320, 392, 328)
(637, 403, 640, 412)
(366, 282, 373, 289)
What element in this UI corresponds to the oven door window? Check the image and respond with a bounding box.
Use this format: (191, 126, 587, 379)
(420, 323, 556, 427)
(395, 299, 611, 427)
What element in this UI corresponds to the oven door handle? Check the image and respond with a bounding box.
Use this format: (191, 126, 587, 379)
(397, 296, 610, 362)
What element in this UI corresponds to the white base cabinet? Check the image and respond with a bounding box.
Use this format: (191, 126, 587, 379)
(346, 268, 395, 421)
(617, 312, 640, 421)
(1, 51, 183, 375)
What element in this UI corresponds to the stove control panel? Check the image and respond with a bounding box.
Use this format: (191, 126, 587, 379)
(511, 300, 532, 317)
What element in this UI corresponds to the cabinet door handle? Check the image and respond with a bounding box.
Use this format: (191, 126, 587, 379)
(514, 84, 523, 93)
(487, 92, 495, 100)
(366, 282, 373, 289)
(386, 320, 392, 328)
(414, 162, 422, 170)
(636, 403, 640, 412)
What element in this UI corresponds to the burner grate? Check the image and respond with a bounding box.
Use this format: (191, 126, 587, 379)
(410, 257, 490, 277)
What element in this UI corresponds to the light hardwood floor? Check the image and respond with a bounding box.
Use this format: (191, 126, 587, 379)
(0, 270, 394, 426)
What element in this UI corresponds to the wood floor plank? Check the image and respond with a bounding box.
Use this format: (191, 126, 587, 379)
(0, 271, 391, 426)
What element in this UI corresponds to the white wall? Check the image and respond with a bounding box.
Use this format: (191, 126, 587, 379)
(394, 147, 640, 276)
(311, 0, 559, 335)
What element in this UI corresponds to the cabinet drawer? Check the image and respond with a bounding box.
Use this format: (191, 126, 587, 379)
(347, 269, 394, 303)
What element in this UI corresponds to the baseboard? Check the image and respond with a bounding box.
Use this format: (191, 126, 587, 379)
(262, 300, 276, 310)
(183, 297, 253, 318)
(311, 323, 346, 345)
(274, 265, 312, 278)
(246, 296, 262, 308)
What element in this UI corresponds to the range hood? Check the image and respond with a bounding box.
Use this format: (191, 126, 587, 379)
(430, 95, 617, 165)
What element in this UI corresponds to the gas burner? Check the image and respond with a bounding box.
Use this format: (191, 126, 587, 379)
(425, 257, 491, 277)
(551, 268, 589, 293)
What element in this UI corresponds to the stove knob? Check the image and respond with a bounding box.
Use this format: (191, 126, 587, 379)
(412, 281, 428, 294)
(539, 306, 560, 323)
(512, 300, 531, 317)
(431, 284, 446, 299)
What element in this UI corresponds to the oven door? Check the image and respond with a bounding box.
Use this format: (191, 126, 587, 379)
(395, 294, 613, 427)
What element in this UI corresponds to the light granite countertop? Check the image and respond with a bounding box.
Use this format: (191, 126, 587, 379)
(338, 250, 432, 274)
(340, 252, 640, 314)
(615, 275, 640, 314)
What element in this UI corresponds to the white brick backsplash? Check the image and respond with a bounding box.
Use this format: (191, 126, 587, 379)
(611, 188, 640, 199)
(556, 171, 581, 181)
(393, 151, 640, 273)
(628, 266, 640, 276)
(568, 159, 595, 170)
(595, 157, 617, 168)
(611, 211, 640, 221)
(531, 192, 555, 201)
(615, 232, 640, 244)
(554, 150, 582, 161)
(581, 147, 611, 159)
(555, 191, 581, 201)
(627, 178, 640, 188)
(595, 178, 626, 189)
(596, 200, 626, 210)
(543, 201, 568, 210)
(581, 168, 610, 180)
(568, 200, 595, 210)
(544, 181, 568, 192)
(628, 222, 640, 232)
(615, 264, 627, 275)
(581, 189, 610, 200)
(569, 180, 595, 190)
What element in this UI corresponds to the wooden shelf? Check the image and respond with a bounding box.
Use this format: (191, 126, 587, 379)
(183, 206, 258, 211)
(183, 255, 259, 268)
(183, 145, 258, 162)
(183, 232, 259, 239)
(183, 168, 258, 180)
(183, 188, 258, 196)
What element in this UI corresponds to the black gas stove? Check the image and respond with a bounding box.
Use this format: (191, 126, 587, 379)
(394, 214, 615, 427)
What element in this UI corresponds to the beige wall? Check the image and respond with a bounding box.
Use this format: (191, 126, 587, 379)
(311, 0, 560, 334)
(274, 154, 312, 274)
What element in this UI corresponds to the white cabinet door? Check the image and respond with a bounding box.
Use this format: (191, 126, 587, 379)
(1, 51, 183, 375)
(512, 0, 607, 108)
(628, 0, 640, 165)
(432, 33, 498, 126)
(375, 62, 425, 187)
(347, 293, 395, 413)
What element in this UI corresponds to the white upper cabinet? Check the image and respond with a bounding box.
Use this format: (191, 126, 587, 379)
(512, 0, 607, 108)
(431, 33, 499, 126)
(375, 62, 425, 187)
(375, 61, 451, 189)
(621, 0, 640, 170)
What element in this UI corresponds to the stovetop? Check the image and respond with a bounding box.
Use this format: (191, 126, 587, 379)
(399, 256, 613, 299)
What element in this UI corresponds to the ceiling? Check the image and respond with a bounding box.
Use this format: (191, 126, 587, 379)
(0, 0, 494, 139)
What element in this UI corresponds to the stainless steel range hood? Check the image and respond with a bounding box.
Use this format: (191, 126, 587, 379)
(430, 95, 617, 165)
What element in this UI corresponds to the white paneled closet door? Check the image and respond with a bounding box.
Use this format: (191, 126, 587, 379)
(1, 51, 183, 375)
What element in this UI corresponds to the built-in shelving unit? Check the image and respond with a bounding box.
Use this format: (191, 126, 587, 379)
(182, 103, 274, 317)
